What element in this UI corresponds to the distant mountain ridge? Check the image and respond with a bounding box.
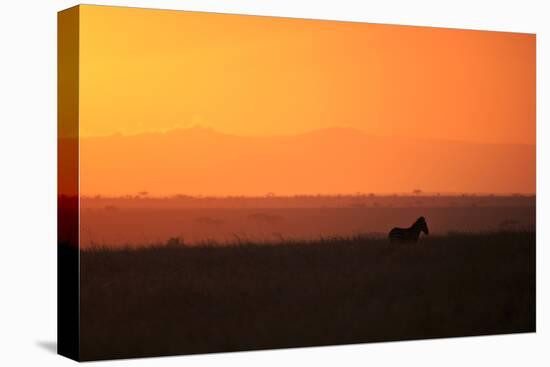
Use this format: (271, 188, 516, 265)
(79, 126, 536, 196)
(87, 126, 535, 146)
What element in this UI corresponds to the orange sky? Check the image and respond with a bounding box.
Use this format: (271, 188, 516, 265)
(79, 5, 535, 143)
(73, 5, 535, 196)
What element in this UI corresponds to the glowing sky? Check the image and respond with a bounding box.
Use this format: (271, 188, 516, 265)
(79, 5, 535, 144)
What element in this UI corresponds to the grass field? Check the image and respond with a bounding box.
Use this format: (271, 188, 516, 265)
(79, 195, 536, 247)
(79, 231, 535, 361)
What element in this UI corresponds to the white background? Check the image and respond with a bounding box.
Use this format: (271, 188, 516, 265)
(0, 0, 548, 365)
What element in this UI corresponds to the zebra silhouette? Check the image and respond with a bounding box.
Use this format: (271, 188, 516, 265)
(388, 217, 429, 243)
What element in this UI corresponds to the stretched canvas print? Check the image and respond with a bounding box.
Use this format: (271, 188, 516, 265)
(58, 5, 536, 361)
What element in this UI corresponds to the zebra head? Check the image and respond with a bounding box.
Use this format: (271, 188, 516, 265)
(416, 216, 429, 235)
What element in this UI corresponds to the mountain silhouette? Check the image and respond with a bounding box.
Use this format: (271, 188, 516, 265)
(79, 127, 535, 196)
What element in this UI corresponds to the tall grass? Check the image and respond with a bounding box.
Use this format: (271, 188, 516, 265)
(79, 231, 535, 361)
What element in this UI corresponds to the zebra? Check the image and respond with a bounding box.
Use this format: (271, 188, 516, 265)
(388, 217, 429, 243)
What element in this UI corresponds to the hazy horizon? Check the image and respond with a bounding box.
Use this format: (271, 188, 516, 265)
(78, 125, 535, 197)
(76, 125, 537, 146)
(74, 192, 537, 200)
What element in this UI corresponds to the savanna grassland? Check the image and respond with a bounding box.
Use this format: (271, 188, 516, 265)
(78, 231, 535, 361)
(79, 194, 535, 247)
